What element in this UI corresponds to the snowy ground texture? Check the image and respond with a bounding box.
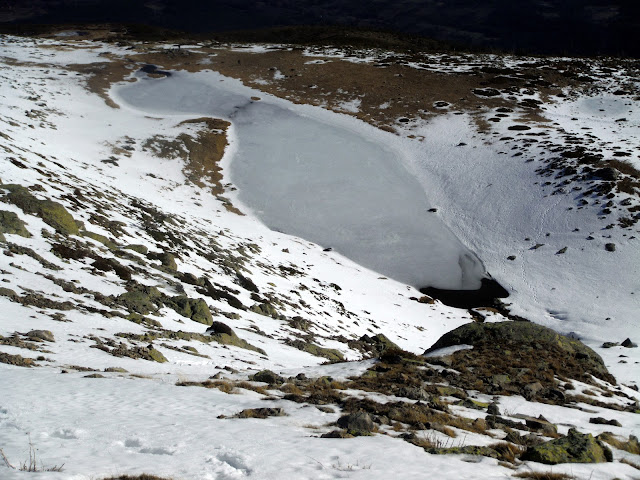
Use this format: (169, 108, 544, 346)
(0, 33, 639, 480)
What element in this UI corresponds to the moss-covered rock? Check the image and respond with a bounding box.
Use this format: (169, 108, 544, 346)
(521, 428, 612, 464)
(116, 284, 163, 315)
(165, 296, 213, 325)
(425, 321, 615, 385)
(83, 230, 117, 249)
(250, 301, 281, 319)
(147, 251, 177, 271)
(206, 322, 266, 355)
(0, 210, 31, 237)
(124, 244, 148, 255)
(2, 184, 79, 235)
(250, 369, 284, 384)
(286, 339, 344, 362)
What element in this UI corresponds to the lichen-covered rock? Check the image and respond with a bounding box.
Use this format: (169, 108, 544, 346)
(2, 184, 79, 235)
(147, 251, 177, 271)
(166, 296, 213, 325)
(0, 210, 31, 237)
(124, 244, 148, 255)
(116, 284, 163, 315)
(521, 428, 612, 464)
(285, 339, 344, 362)
(250, 301, 281, 319)
(83, 230, 117, 249)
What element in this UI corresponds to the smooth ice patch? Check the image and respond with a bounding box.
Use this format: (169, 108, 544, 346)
(113, 70, 488, 290)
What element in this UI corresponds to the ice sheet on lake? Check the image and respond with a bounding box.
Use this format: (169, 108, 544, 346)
(113, 71, 486, 289)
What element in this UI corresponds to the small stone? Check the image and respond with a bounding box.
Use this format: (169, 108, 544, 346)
(605, 243, 616, 252)
(621, 338, 637, 348)
(601, 342, 619, 348)
(487, 402, 500, 415)
(507, 255, 516, 261)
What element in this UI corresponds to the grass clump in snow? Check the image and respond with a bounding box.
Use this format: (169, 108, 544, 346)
(597, 432, 640, 454)
(513, 472, 574, 479)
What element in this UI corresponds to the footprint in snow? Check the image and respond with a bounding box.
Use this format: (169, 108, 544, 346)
(51, 428, 82, 439)
(205, 449, 251, 477)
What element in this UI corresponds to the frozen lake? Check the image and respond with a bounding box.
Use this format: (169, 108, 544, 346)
(113, 70, 487, 290)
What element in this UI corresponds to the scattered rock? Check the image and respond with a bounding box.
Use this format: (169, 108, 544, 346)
(234, 407, 285, 419)
(321, 429, 353, 438)
(524, 416, 558, 436)
(521, 428, 612, 464)
(1, 184, 79, 235)
(337, 411, 374, 435)
(487, 402, 500, 415)
(206, 321, 235, 336)
(601, 342, 619, 348)
(251, 369, 284, 385)
(621, 338, 637, 348)
(207, 322, 266, 355)
(591, 168, 617, 181)
(165, 296, 213, 325)
(589, 417, 622, 427)
(250, 301, 281, 319)
(147, 251, 177, 271)
(0, 210, 31, 237)
(124, 244, 148, 255)
(0, 351, 37, 367)
(605, 243, 616, 252)
(523, 382, 544, 400)
(473, 88, 501, 97)
(27, 330, 55, 342)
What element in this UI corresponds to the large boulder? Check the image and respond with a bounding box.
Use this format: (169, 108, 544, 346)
(2, 184, 79, 235)
(0, 210, 31, 237)
(521, 428, 612, 464)
(424, 321, 614, 386)
(165, 296, 213, 325)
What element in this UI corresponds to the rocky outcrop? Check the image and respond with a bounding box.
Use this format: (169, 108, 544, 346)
(521, 428, 612, 464)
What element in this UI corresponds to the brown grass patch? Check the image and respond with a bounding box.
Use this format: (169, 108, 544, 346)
(67, 60, 136, 108)
(597, 432, 640, 454)
(513, 472, 574, 480)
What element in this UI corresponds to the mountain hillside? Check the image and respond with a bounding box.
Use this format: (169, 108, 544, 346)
(0, 30, 639, 480)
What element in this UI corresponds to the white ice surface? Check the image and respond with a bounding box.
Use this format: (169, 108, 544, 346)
(112, 71, 487, 291)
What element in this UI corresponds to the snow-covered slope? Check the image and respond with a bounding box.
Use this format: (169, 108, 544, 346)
(0, 33, 638, 480)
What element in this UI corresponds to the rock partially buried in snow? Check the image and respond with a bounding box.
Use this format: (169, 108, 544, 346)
(521, 428, 612, 464)
(27, 330, 55, 342)
(337, 411, 375, 436)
